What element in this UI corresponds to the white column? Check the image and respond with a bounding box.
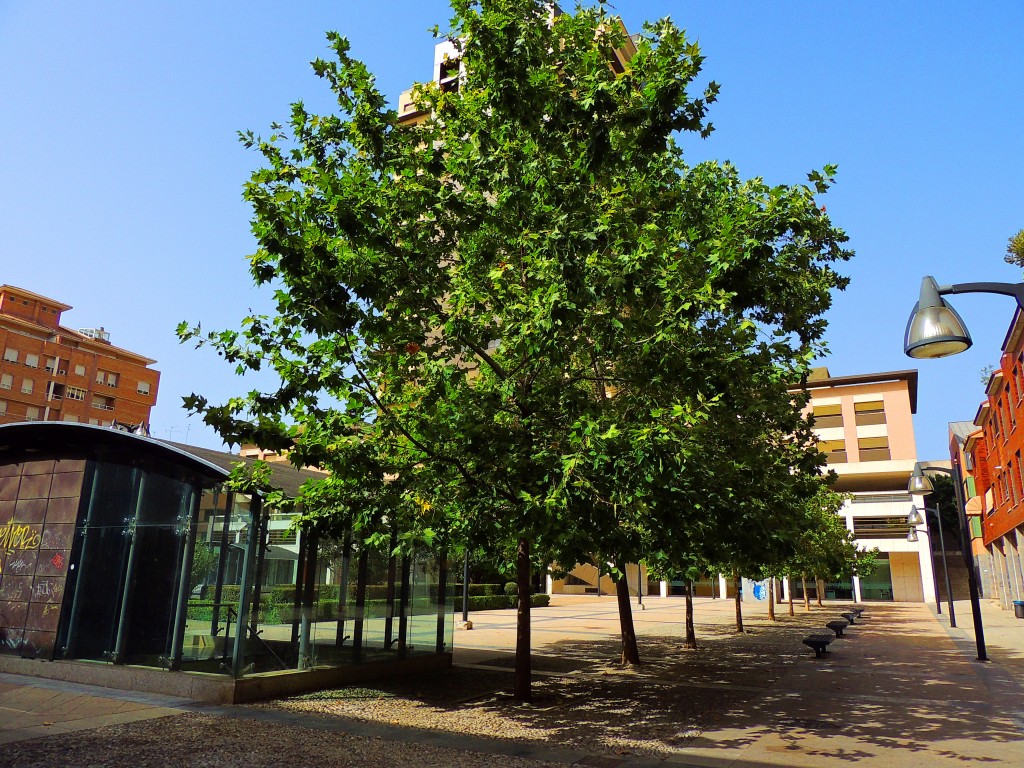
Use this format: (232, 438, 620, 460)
(781, 577, 790, 602)
(659, 580, 668, 598)
(918, 530, 937, 606)
(545, 572, 554, 595)
(719, 574, 729, 599)
(852, 575, 863, 603)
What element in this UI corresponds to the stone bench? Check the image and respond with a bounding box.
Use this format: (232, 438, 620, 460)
(826, 619, 850, 637)
(803, 634, 834, 658)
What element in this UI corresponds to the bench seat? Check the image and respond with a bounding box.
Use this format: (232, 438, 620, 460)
(826, 619, 850, 637)
(803, 633, 834, 658)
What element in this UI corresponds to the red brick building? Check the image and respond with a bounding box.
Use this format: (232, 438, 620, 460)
(962, 308, 1024, 609)
(0, 285, 159, 429)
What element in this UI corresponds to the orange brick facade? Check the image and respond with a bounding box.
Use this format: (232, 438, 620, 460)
(966, 310, 1024, 547)
(0, 285, 159, 428)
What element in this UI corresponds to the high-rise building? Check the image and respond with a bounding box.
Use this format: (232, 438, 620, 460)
(0, 285, 159, 429)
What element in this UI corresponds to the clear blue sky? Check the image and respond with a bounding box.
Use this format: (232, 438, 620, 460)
(2, 1, 1022, 459)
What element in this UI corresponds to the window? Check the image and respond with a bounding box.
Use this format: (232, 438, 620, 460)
(137, 381, 151, 396)
(96, 370, 118, 387)
(74, 364, 86, 376)
(3, 348, 17, 363)
(1010, 461, 1021, 506)
(0, 373, 11, 390)
(812, 404, 843, 429)
(65, 386, 86, 401)
(0, 400, 6, 416)
(24, 353, 39, 368)
(88, 418, 100, 425)
(21, 379, 33, 395)
(1017, 356, 1024, 401)
(854, 400, 886, 426)
(45, 357, 57, 373)
(25, 406, 39, 421)
(92, 395, 115, 411)
(818, 439, 847, 463)
(62, 414, 79, 423)
(1007, 386, 1017, 430)
(858, 436, 891, 461)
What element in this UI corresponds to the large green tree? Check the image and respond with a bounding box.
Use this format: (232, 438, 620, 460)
(180, 0, 851, 700)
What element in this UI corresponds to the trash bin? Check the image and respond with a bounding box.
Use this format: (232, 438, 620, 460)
(1014, 600, 1024, 619)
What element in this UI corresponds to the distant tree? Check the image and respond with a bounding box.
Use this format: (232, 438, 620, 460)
(1004, 227, 1024, 268)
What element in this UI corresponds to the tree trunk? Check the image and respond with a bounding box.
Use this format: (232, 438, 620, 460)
(684, 581, 697, 649)
(513, 537, 532, 702)
(788, 579, 795, 616)
(734, 572, 744, 633)
(615, 570, 641, 665)
(801, 574, 810, 611)
(767, 578, 776, 622)
(816, 577, 824, 607)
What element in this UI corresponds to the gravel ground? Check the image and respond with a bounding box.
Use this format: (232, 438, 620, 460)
(0, 712, 575, 768)
(2, 607, 832, 767)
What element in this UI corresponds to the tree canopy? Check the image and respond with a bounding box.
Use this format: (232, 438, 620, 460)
(180, 0, 853, 700)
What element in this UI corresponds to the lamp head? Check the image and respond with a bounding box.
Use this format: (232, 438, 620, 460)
(907, 528, 920, 543)
(907, 505, 925, 526)
(908, 464, 935, 495)
(904, 276, 972, 359)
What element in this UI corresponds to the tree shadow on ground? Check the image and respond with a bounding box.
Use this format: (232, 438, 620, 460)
(262, 602, 1024, 764)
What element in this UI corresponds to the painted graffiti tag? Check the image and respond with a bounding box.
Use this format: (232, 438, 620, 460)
(0, 523, 42, 575)
(0, 523, 41, 551)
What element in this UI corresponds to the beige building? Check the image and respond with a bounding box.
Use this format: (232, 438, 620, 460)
(802, 367, 935, 603)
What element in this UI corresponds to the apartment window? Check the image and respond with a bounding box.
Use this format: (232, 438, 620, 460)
(812, 404, 844, 429)
(25, 406, 39, 421)
(854, 400, 886, 426)
(1017, 357, 1024, 401)
(0, 400, 6, 416)
(818, 439, 847, 464)
(137, 381, 151, 396)
(89, 418, 100, 425)
(65, 386, 86, 401)
(45, 357, 57, 373)
(24, 353, 39, 368)
(96, 370, 119, 387)
(3, 348, 17, 364)
(858, 436, 891, 461)
(92, 395, 115, 411)
(62, 414, 79, 423)
(21, 379, 33, 395)
(1011, 461, 1021, 506)
(0, 373, 11, 390)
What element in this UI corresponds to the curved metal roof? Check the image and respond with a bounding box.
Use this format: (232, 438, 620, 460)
(0, 421, 229, 481)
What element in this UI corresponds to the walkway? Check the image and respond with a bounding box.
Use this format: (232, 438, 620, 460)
(0, 596, 1022, 766)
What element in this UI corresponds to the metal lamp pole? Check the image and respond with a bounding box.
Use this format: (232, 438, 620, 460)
(908, 504, 955, 623)
(909, 463, 987, 661)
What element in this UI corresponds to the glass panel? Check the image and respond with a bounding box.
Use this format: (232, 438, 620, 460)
(859, 555, 894, 601)
(58, 463, 135, 661)
(121, 473, 191, 666)
(823, 578, 853, 601)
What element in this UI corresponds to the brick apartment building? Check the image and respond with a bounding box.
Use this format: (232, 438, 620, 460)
(961, 308, 1024, 610)
(0, 285, 159, 429)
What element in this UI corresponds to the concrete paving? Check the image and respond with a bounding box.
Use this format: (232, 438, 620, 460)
(1, 595, 1022, 766)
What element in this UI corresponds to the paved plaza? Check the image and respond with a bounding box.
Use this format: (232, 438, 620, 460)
(1, 595, 1023, 766)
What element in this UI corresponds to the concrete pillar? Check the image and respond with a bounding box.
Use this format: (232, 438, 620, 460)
(659, 580, 668, 598)
(781, 577, 790, 602)
(853, 575, 863, 603)
(545, 572, 554, 595)
(718, 574, 729, 598)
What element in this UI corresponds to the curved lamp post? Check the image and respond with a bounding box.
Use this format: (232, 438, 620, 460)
(907, 503, 954, 622)
(908, 464, 987, 661)
(904, 276, 1024, 359)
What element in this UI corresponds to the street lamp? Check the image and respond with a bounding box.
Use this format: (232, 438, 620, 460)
(904, 276, 1024, 359)
(907, 504, 955, 622)
(907, 463, 987, 661)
